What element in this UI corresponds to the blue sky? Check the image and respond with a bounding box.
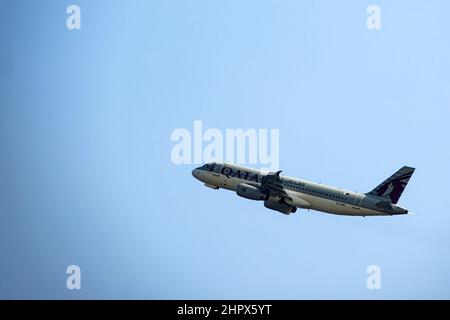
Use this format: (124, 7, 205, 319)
(1, 0, 449, 299)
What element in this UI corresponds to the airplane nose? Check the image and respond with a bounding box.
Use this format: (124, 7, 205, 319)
(192, 168, 205, 182)
(192, 169, 204, 181)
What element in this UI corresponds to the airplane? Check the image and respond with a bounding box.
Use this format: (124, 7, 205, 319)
(192, 162, 415, 216)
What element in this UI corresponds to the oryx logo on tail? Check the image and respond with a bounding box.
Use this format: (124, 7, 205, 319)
(367, 166, 415, 204)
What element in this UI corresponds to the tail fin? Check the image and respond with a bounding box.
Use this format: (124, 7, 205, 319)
(366, 166, 415, 204)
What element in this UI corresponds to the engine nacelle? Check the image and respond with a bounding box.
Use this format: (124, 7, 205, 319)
(236, 183, 267, 201)
(264, 200, 297, 215)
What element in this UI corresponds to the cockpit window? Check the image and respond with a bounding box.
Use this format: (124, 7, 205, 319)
(202, 163, 216, 172)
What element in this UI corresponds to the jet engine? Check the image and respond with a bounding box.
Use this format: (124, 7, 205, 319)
(236, 183, 267, 201)
(264, 200, 297, 215)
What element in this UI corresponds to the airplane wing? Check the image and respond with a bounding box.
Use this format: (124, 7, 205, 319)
(260, 171, 291, 199)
